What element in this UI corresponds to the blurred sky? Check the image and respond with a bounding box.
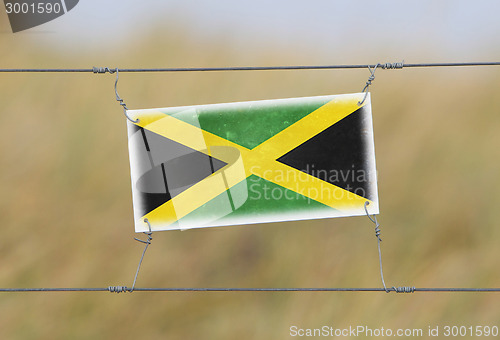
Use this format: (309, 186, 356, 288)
(2, 0, 500, 62)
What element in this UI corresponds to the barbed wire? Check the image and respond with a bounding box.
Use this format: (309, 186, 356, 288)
(0, 61, 499, 73)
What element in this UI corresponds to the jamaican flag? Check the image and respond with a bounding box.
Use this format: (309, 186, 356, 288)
(126, 93, 378, 232)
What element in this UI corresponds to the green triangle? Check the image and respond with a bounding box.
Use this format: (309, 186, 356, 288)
(177, 175, 334, 227)
(158, 97, 331, 149)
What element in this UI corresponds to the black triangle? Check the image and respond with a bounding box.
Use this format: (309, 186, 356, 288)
(133, 127, 227, 217)
(277, 106, 375, 200)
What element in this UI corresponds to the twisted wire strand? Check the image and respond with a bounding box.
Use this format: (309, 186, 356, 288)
(358, 63, 379, 106)
(364, 202, 416, 294)
(108, 286, 129, 293)
(392, 286, 415, 293)
(92, 67, 138, 123)
(92, 67, 114, 74)
(379, 61, 404, 69)
(107, 219, 154, 293)
(364, 201, 388, 292)
(130, 219, 154, 292)
(361, 64, 378, 93)
(112, 68, 139, 123)
(357, 60, 405, 105)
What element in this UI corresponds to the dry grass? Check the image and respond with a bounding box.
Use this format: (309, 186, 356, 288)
(1, 20, 500, 339)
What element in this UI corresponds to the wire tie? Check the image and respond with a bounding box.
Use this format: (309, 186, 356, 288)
(108, 286, 129, 293)
(92, 66, 114, 74)
(380, 60, 405, 70)
(392, 286, 415, 293)
(113, 68, 139, 123)
(108, 220, 153, 294)
(364, 201, 390, 292)
(93, 66, 138, 123)
(365, 202, 416, 294)
(133, 219, 153, 245)
(358, 61, 404, 106)
(358, 64, 378, 106)
(129, 219, 154, 293)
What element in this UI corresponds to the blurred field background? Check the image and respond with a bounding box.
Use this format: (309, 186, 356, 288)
(1, 1, 500, 339)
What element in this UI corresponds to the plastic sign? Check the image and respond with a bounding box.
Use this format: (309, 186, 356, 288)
(126, 93, 378, 232)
